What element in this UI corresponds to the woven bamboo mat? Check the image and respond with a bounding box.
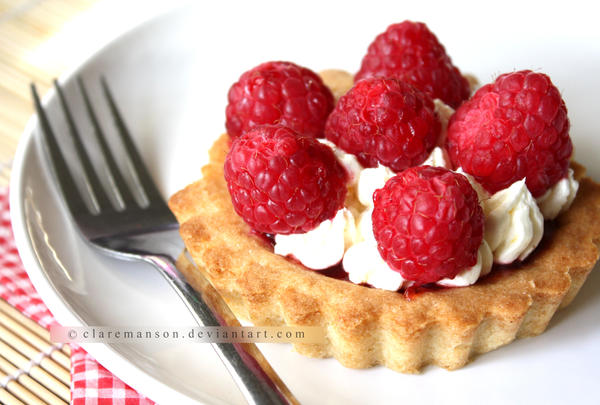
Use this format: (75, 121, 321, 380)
(0, 299, 70, 405)
(0, 1, 97, 402)
(0, 0, 96, 185)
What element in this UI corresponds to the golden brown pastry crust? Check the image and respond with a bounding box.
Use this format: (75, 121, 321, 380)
(169, 132, 600, 373)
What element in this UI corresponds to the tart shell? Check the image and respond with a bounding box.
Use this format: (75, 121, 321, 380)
(169, 133, 600, 373)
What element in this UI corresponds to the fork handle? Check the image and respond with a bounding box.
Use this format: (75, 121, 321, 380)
(142, 254, 299, 405)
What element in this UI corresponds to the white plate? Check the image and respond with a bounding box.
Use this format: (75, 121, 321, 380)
(10, 2, 600, 404)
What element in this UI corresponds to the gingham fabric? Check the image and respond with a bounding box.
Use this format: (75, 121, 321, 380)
(0, 188, 155, 404)
(71, 347, 154, 404)
(0, 191, 56, 329)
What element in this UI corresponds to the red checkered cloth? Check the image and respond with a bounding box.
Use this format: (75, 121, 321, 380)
(0, 188, 155, 404)
(70, 347, 155, 404)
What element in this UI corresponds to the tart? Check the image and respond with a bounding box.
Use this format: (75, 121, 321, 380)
(168, 126, 600, 373)
(169, 22, 600, 373)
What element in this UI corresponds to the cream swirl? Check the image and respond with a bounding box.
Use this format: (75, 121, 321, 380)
(343, 241, 405, 291)
(318, 139, 363, 185)
(421, 146, 451, 168)
(357, 147, 451, 208)
(274, 209, 357, 270)
(437, 240, 493, 287)
(433, 98, 455, 145)
(344, 207, 405, 290)
(455, 168, 490, 202)
(536, 168, 579, 220)
(483, 179, 544, 264)
(357, 165, 395, 207)
(356, 207, 374, 242)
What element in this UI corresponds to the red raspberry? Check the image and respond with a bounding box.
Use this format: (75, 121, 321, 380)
(446, 70, 572, 198)
(325, 77, 441, 172)
(372, 166, 484, 284)
(225, 61, 334, 139)
(224, 125, 347, 235)
(355, 21, 470, 109)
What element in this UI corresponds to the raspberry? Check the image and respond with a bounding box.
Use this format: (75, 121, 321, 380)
(225, 61, 334, 139)
(224, 125, 347, 235)
(372, 166, 484, 284)
(355, 21, 471, 108)
(446, 70, 572, 197)
(325, 77, 441, 172)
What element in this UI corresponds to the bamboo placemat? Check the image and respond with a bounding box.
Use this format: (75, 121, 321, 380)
(0, 0, 96, 185)
(0, 298, 71, 405)
(0, 1, 98, 402)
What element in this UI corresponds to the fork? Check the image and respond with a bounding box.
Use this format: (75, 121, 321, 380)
(31, 78, 298, 405)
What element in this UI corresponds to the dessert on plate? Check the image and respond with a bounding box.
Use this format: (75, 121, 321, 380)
(169, 21, 600, 373)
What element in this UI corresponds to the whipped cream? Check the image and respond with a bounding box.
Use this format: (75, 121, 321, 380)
(433, 99, 455, 145)
(357, 165, 395, 207)
(463, 74, 480, 94)
(356, 208, 374, 242)
(536, 168, 579, 220)
(437, 240, 493, 287)
(455, 168, 490, 202)
(357, 147, 450, 207)
(343, 241, 405, 291)
(318, 139, 363, 185)
(421, 146, 451, 168)
(341, 202, 405, 290)
(483, 179, 544, 264)
(274, 208, 357, 270)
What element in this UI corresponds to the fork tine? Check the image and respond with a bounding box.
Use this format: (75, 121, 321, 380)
(31, 83, 89, 216)
(77, 77, 138, 210)
(53, 80, 114, 213)
(100, 77, 165, 207)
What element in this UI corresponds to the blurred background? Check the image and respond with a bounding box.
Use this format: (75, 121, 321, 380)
(0, 0, 184, 184)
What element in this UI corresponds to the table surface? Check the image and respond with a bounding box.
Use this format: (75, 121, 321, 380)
(0, 1, 105, 401)
(0, 0, 98, 185)
(0, 0, 179, 186)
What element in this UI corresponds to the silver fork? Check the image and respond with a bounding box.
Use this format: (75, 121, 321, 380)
(31, 79, 298, 405)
